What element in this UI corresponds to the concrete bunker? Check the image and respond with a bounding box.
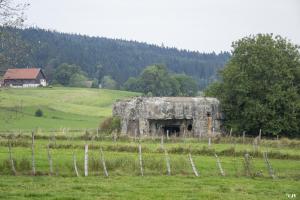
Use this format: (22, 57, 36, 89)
(113, 97, 222, 137)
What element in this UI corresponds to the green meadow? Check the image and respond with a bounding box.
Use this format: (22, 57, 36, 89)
(0, 87, 139, 131)
(0, 176, 299, 200)
(0, 136, 299, 200)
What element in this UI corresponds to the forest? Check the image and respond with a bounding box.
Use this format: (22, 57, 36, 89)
(0, 27, 230, 90)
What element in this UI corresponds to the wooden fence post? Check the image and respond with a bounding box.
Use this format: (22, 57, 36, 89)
(242, 131, 246, 144)
(47, 143, 53, 176)
(31, 131, 36, 176)
(208, 116, 212, 147)
(100, 148, 108, 177)
(8, 140, 17, 175)
(233, 145, 238, 176)
(188, 153, 199, 177)
(263, 152, 276, 179)
(214, 154, 225, 176)
(276, 135, 280, 148)
(164, 148, 171, 176)
(90, 136, 97, 175)
(253, 137, 259, 153)
(208, 137, 211, 147)
(84, 144, 88, 177)
(138, 143, 144, 176)
(244, 153, 252, 176)
(73, 152, 79, 177)
(161, 135, 164, 148)
(166, 130, 169, 140)
(52, 131, 56, 148)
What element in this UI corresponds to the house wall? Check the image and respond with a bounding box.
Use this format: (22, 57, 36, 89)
(36, 71, 47, 86)
(4, 79, 37, 87)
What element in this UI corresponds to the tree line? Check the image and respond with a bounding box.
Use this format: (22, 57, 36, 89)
(0, 26, 230, 90)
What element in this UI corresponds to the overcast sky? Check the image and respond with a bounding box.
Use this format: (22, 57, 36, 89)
(24, 0, 300, 52)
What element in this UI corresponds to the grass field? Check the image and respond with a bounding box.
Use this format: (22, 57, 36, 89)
(0, 135, 299, 200)
(0, 87, 299, 200)
(1, 176, 299, 200)
(0, 87, 139, 131)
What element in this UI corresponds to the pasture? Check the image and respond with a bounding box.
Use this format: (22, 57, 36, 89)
(0, 87, 139, 131)
(0, 132, 299, 200)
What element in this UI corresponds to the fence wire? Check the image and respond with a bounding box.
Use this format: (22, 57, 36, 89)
(0, 136, 299, 178)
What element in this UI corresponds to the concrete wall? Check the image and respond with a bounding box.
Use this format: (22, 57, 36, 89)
(113, 97, 222, 137)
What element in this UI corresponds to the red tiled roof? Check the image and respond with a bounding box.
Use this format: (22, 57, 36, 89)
(3, 68, 42, 80)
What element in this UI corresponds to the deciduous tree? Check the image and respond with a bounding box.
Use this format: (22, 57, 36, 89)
(0, 0, 29, 26)
(205, 34, 300, 136)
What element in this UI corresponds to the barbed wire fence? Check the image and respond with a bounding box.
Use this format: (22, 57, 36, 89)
(0, 130, 298, 178)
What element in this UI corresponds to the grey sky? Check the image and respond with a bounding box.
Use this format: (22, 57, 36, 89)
(24, 0, 300, 52)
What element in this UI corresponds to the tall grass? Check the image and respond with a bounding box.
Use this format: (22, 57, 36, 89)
(0, 138, 299, 179)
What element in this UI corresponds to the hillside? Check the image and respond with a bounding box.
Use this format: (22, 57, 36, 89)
(0, 27, 230, 89)
(0, 87, 139, 131)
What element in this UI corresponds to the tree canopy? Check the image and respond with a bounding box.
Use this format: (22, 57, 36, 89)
(101, 75, 117, 90)
(0, 0, 29, 27)
(0, 0, 29, 74)
(124, 64, 198, 97)
(205, 34, 300, 137)
(53, 63, 88, 87)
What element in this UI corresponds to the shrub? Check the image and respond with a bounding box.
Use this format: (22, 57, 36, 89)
(100, 117, 121, 134)
(35, 109, 43, 117)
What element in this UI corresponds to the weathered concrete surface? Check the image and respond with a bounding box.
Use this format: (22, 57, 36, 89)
(113, 97, 221, 137)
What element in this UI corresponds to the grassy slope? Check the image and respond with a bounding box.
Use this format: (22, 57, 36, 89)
(0, 87, 139, 131)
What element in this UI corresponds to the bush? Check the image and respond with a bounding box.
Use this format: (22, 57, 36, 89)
(35, 109, 43, 117)
(100, 117, 121, 134)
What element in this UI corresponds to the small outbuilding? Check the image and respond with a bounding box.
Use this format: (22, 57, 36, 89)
(113, 97, 222, 137)
(3, 68, 47, 88)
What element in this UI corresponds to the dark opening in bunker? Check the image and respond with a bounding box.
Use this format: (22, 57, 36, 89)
(148, 119, 193, 137)
(163, 125, 180, 136)
(187, 124, 193, 131)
